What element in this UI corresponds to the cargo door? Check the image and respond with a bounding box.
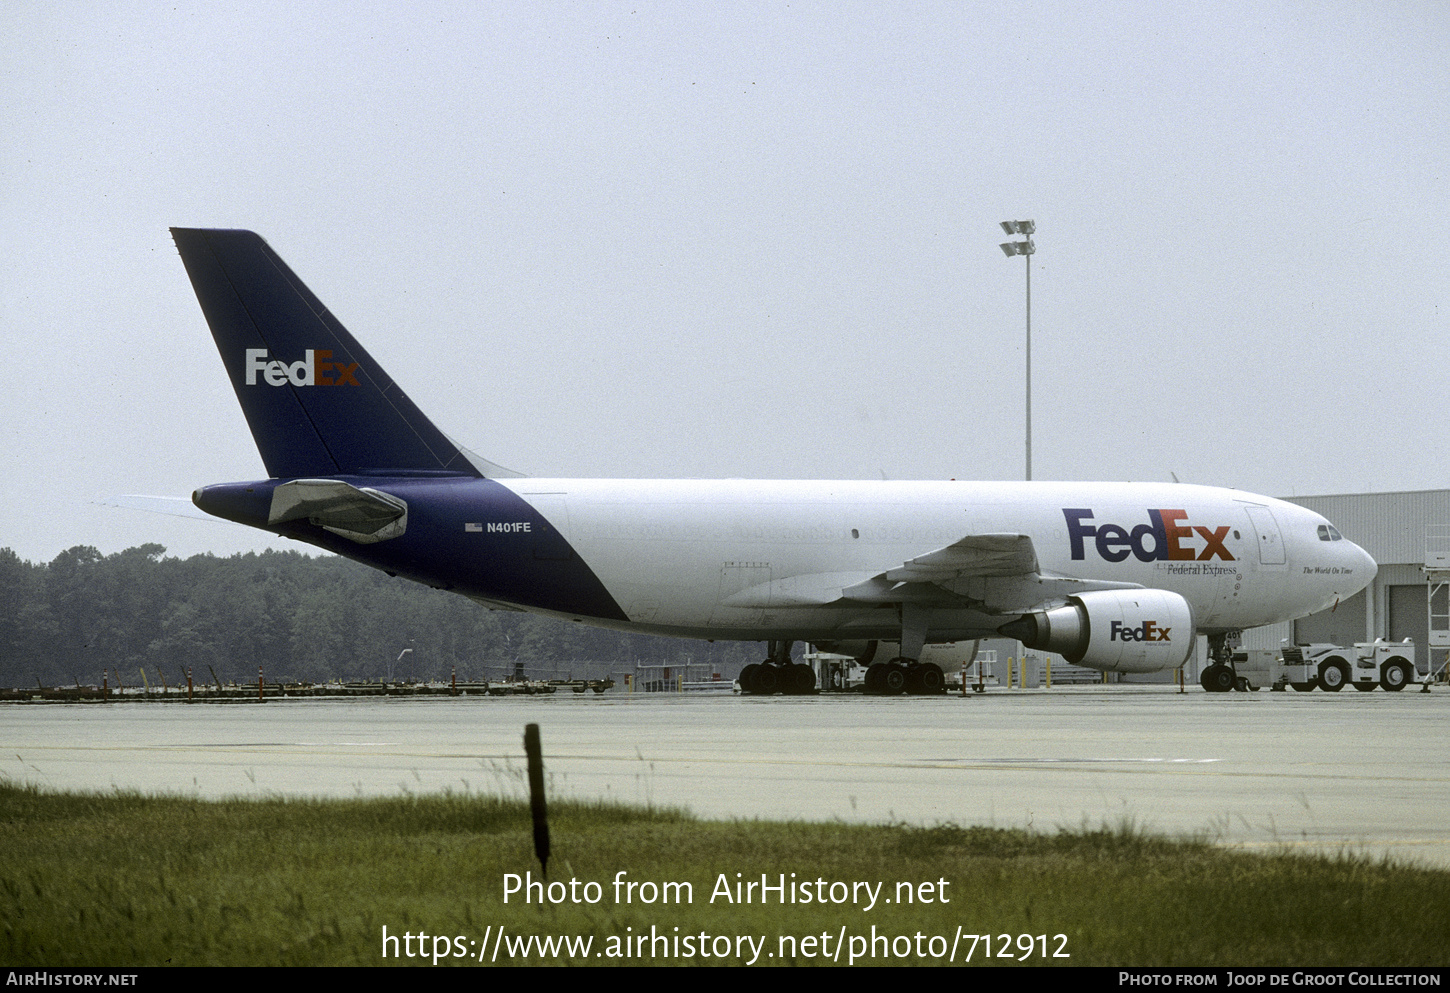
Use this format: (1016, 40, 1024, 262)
(1243, 505, 1285, 565)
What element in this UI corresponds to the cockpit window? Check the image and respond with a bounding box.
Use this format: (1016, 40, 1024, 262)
(1328, 525, 1342, 541)
(1317, 524, 1343, 541)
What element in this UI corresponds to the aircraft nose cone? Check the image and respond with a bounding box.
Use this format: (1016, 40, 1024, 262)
(1356, 542, 1378, 583)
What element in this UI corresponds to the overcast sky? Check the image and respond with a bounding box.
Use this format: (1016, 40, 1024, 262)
(3, 1, 1447, 565)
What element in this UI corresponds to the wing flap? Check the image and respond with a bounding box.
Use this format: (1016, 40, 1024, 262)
(884, 533, 1039, 582)
(941, 573, 1143, 612)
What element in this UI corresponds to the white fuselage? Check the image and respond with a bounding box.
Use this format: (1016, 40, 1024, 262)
(494, 478, 1375, 643)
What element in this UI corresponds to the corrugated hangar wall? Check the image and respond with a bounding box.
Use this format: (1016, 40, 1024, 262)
(1238, 490, 1450, 674)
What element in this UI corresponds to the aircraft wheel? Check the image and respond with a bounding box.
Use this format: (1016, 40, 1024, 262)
(738, 663, 760, 694)
(1201, 664, 1235, 692)
(918, 663, 946, 695)
(881, 661, 908, 695)
(753, 664, 780, 695)
(778, 663, 798, 694)
(863, 663, 885, 694)
(778, 665, 798, 695)
(788, 663, 816, 694)
(1317, 658, 1349, 693)
(1289, 682, 1316, 692)
(904, 665, 925, 695)
(1381, 659, 1411, 692)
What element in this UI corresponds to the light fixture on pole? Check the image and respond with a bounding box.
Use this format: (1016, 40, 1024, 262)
(999, 220, 1035, 481)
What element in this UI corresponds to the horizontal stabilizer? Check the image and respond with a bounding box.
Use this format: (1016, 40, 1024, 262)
(267, 479, 407, 544)
(98, 494, 221, 522)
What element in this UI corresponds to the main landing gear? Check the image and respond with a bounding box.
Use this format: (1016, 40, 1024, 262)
(862, 658, 947, 696)
(738, 603, 954, 697)
(737, 641, 817, 696)
(861, 603, 947, 696)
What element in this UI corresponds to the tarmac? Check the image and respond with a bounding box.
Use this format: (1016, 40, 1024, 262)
(3, 684, 1447, 868)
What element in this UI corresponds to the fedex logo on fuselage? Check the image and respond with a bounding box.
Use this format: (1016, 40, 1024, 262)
(244, 349, 360, 387)
(1064, 508, 1234, 563)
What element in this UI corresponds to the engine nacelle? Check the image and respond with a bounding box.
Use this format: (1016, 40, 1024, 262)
(998, 589, 1194, 673)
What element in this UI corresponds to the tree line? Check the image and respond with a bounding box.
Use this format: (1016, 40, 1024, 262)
(0, 545, 761, 688)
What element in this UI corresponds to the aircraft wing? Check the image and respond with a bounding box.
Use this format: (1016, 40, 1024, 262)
(721, 533, 1141, 613)
(884, 532, 1039, 581)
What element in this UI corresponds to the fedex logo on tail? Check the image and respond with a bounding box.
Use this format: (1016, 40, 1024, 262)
(1064, 508, 1234, 563)
(244, 349, 360, 387)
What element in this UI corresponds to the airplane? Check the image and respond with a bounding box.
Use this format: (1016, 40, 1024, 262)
(171, 228, 1377, 695)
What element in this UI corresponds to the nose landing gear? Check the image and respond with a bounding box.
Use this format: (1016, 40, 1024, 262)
(1199, 630, 1244, 692)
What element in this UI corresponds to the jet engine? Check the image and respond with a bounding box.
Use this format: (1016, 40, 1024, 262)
(998, 589, 1194, 673)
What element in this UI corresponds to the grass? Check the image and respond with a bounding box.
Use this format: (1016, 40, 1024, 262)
(1, 781, 1446, 966)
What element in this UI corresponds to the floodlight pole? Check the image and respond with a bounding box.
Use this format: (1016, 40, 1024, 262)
(999, 221, 1036, 481)
(1024, 248, 1031, 482)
